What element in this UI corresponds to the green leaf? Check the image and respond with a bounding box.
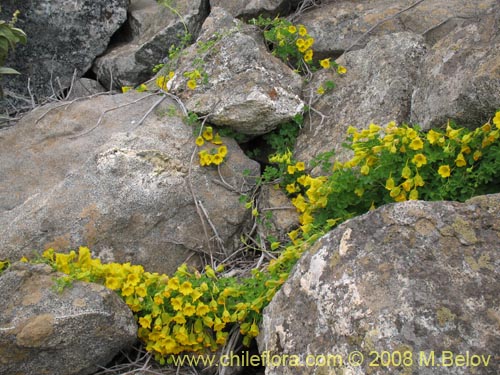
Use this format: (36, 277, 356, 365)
(0, 66, 20, 74)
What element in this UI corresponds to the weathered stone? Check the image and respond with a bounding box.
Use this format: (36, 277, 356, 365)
(296, 0, 497, 57)
(410, 8, 500, 130)
(257, 185, 298, 243)
(295, 32, 426, 163)
(0, 262, 136, 375)
(259, 195, 500, 375)
(210, 0, 300, 19)
(2, 0, 128, 105)
(66, 78, 107, 100)
(0, 92, 260, 274)
(162, 7, 304, 135)
(93, 0, 210, 89)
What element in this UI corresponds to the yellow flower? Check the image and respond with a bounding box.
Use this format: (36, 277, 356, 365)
(286, 183, 298, 194)
(438, 165, 451, 178)
(319, 58, 330, 69)
(316, 86, 325, 95)
(183, 302, 196, 317)
(401, 165, 412, 179)
(138, 315, 152, 329)
(409, 189, 419, 200)
(360, 164, 370, 175)
(304, 49, 313, 62)
(337, 65, 347, 74)
(105, 276, 122, 291)
(135, 284, 148, 297)
(411, 153, 427, 167)
(401, 179, 413, 192)
(202, 126, 213, 141)
(291, 194, 306, 212)
(390, 187, 401, 198)
(121, 86, 133, 93)
(196, 303, 210, 316)
(136, 84, 148, 92)
(426, 129, 441, 144)
(493, 111, 500, 129)
(295, 161, 305, 171)
(218, 145, 228, 157)
(187, 79, 197, 90)
(248, 322, 259, 337)
(305, 37, 314, 49)
(190, 289, 203, 302)
(385, 177, 395, 190)
(288, 25, 297, 33)
(298, 25, 307, 36)
(194, 136, 204, 147)
(212, 153, 224, 165)
(179, 281, 194, 296)
(414, 174, 425, 187)
(173, 312, 186, 324)
(121, 282, 135, 297)
(296, 38, 305, 48)
(409, 137, 424, 150)
(167, 276, 180, 290)
(213, 317, 226, 332)
(455, 153, 467, 167)
(473, 150, 482, 161)
(212, 133, 223, 145)
(20, 256, 28, 263)
(394, 192, 407, 202)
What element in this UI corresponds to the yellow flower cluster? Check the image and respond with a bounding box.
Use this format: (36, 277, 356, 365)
(292, 25, 314, 62)
(266, 111, 500, 268)
(196, 126, 227, 166)
(183, 69, 203, 90)
(156, 71, 176, 91)
(41, 247, 277, 361)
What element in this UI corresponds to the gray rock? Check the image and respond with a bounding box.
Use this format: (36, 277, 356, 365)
(210, 0, 301, 19)
(410, 8, 500, 130)
(93, 0, 210, 89)
(2, 0, 128, 105)
(65, 78, 107, 100)
(296, 0, 497, 57)
(163, 7, 304, 135)
(295, 32, 426, 163)
(257, 184, 298, 244)
(259, 194, 500, 375)
(0, 262, 137, 375)
(0, 92, 260, 274)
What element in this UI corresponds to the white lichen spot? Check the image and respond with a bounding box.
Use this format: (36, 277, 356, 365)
(339, 227, 352, 256)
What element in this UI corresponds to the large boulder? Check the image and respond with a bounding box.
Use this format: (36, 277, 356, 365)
(0, 262, 137, 375)
(0, 92, 260, 274)
(259, 195, 500, 375)
(1, 0, 128, 107)
(93, 0, 210, 89)
(294, 32, 426, 163)
(210, 0, 300, 19)
(163, 7, 304, 135)
(410, 8, 500, 130)
(296, 0, 497, 57)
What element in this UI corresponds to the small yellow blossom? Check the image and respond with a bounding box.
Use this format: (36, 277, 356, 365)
(409, 137, 424, 150)
(337, 65, 347, 74)
(298, 25, 307, 36)
(288, 25, 297, 34)
(455, 153, 467, 167)
(438, 165, 451, 178)
(187, 79, 197, 90)
(195, 136, 204, 146)
(411, 153, 427, 167)
(319, 58, 330, 69)
(493, 111, 500, 129)
(316, 86, 325, 95)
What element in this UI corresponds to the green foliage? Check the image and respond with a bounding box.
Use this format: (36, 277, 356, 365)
(0, 8, 27, 96)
